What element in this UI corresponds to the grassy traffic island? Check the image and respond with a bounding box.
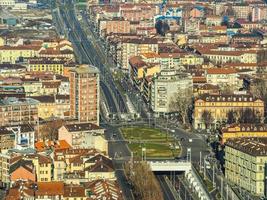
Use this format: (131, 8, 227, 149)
(120, 126, 181, 159)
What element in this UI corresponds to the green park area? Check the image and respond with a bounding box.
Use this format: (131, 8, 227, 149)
(120, 126, 181, 159)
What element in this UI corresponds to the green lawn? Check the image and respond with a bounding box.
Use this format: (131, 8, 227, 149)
(121, 126, 180, 158)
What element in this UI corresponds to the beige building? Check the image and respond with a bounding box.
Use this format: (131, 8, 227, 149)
(70, 65, 100, 125)
(205, 68, 243, 90)
(58, 122, 107, 152)
(0, 45, 39, 64)
(0, 97, 39, 126)
(119, 38, 158, 70)
(225, 138, 267, 197)
(194, 94, 264, 129)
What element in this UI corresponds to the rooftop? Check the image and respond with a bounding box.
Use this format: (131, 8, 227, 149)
(64, 122, 102, 132)
(226, 137, 267, 157)
(0, 97, 39, 106)
(71, 64, 99, 74)
(36, 182, 64, 196)
(196, 93, 262, 102)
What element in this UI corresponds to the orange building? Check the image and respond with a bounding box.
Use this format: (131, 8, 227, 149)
(70, 65, 100, 125)
(10, 160, 36, 183)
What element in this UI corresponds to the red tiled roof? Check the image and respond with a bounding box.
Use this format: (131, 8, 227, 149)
(206, 68, 237, 74)
(36, 182, 64, 196)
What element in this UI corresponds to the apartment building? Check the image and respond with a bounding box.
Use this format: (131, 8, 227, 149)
(232, 4, 252, 19)
(0, 97, 39, 126)
(151, 70, 193, 115)
(225, 138, 267, 197)
(119, 38, 158, 70)
(221, 124, 267, 144)
(0, 46, 40, 64)
(27, 58, 67, 75)
(32, 95, 70, 119)
(70, 65, 100, 125)
(194, 94, 264, 129)
(205, 68, 243, 91)
(58, 122, 107, 152)
(0, 0, 15, 7)
(0, 64, 27, 77)
(28, 154, 53, 182)
(99, 17, 131, 36)
(129, 55, 160, 91)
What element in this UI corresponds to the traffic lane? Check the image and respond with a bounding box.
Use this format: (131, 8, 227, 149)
(115, 169, 134, 200)
(156, 175, 176, 200)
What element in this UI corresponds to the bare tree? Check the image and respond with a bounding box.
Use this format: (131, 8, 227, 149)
(252, 78, 267, 121)
(39, 119, 64, 140)
(227, 110, 237, 124)
(201, 110, 214, 129)
(124, 161, 163, 200)
(170, 94, 192, 125)
(238, 108, 261, 124)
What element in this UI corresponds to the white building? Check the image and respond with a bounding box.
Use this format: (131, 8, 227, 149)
(58, 122, 108, 153)
(150, 70, 193, 115)
(0, 0, 15, 7)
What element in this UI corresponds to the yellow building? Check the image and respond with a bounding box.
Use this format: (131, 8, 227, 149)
(194, 94, 264, 129)
(32, 95, 70, 119)
(225, 138, 267, 197)
(221, 124, 267, 144)
(129, 55, 160, 91)
(0, 45, 39, 64)
(180, 54, 204, 66)
(0, 37, 5, 46)
(27, 154, 52, 182)
(27, 58, 65, 75)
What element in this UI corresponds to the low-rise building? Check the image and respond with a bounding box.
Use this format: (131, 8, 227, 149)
(221, 124, 267, 144)
(205, 68, 243, 91)
(0, 45, 40, 64)
(58, 122, 107, 152)
(27, 58, 67, 75)
(194, 94, 264, 129)
(225, 138, 267, 197)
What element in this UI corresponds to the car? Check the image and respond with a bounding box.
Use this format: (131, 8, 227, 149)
(170, 129, 175, 133)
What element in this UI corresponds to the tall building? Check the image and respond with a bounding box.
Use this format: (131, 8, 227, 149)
(70, 65, 100, 125)
(225, 138, 267, 197)
(150, 70, 193, 115)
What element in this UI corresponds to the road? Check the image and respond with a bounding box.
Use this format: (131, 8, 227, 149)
(156, 175, 177, 200)
(55, 0, 128, 116)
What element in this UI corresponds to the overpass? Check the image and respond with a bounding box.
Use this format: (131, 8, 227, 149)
(148, 160, 191, 172)
(147, 160, 211, 200)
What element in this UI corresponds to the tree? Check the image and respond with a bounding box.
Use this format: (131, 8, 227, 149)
(155, 20, 170, 36)
(238, 108, 261, 124)
(253, 78, 267, 118)
(227, 110, 237, 124)
(39, 119, 64, 140)
(124, 161, 163, 200)
(201, 110, 214, 129)
(170, 94, 192, 125)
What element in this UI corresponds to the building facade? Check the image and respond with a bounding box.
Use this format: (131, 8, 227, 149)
(0, 97, 39, 126)
(70, 65, 100, 125)
(150, 70, 193, 115)
(194, 94, 264, 129)
(225, 138, 267, 197)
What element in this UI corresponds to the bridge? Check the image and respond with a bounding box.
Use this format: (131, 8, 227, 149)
(147, 160, 211, 200)
(148, 160, 191, 172)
